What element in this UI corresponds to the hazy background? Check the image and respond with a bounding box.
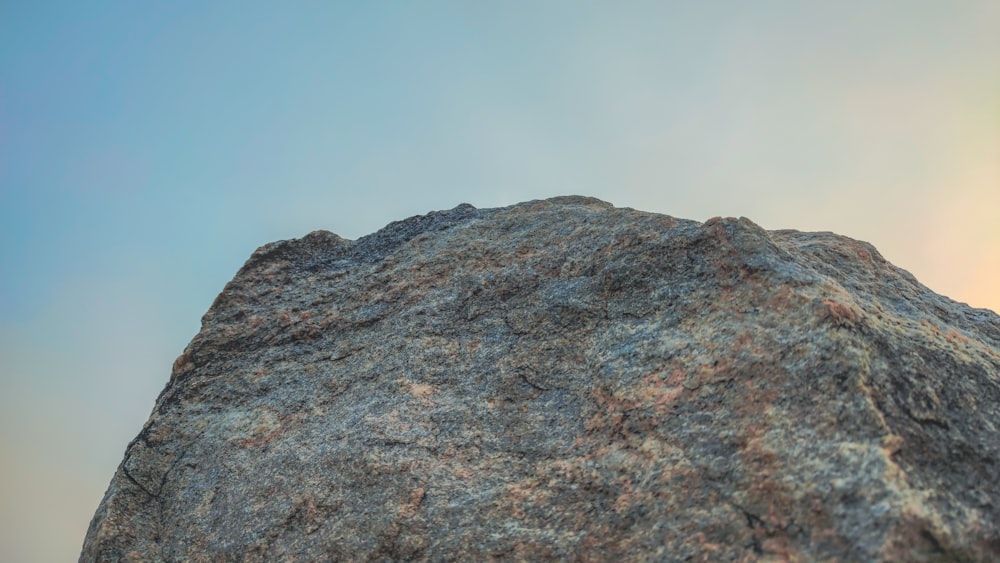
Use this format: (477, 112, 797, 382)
(2, 1, 997, 560)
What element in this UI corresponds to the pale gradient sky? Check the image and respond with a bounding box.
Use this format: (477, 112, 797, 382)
(1, 2, 998, 560)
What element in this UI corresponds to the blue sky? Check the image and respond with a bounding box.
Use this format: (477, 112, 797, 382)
(2, 2, 998, 560)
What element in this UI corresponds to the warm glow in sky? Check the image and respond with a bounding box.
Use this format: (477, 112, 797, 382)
(1, 2, 998, 560)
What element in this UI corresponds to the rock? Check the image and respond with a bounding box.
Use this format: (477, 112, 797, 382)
(82, 196, 1000, 561)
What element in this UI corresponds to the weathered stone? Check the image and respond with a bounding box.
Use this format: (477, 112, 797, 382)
(82, 196, 1000, 561)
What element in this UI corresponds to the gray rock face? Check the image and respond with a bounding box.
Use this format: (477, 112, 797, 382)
(82, 196, 1000, 561)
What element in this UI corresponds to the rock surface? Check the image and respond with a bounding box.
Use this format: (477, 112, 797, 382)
(82, 196, 1000, 561)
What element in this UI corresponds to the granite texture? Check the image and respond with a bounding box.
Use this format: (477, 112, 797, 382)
(82, 196, 1000, 561)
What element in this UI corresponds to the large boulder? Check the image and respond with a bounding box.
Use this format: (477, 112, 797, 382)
(82, 196, 1000, 561)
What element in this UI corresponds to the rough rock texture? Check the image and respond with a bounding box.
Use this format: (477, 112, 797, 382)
(83, 196, 1000, 561)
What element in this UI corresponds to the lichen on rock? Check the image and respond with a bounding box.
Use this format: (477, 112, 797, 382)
(82, 196, 1000, 561)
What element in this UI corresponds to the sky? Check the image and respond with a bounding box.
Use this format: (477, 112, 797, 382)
(1, 1, 998, 560)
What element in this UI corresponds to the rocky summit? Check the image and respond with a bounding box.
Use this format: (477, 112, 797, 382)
(82, 196, 1000, 561)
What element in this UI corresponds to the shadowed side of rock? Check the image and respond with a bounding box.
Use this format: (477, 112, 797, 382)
(82, 196, 1000, 561)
